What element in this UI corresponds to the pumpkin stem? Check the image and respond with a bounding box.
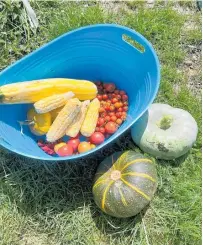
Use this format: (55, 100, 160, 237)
(157, 115, 173, 130)
(110, 170, 121, 181)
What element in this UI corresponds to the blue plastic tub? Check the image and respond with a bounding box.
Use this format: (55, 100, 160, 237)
(0, 24, 160, 161)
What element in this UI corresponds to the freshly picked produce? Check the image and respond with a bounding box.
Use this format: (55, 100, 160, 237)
(131, 103, 198, 160)
(46, 98, 81, 142)
(34, 91, 74, 113)
(0, 78, 97, 104)
(80, 98, 100, 137)
(66, 100, 90, 138)
(14, 80, 129, 157)
(25, 108, 52, 136)
(92, 151, 157, 218)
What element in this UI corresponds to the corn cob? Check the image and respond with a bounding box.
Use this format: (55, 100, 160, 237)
(0, 78, 97, 104)
(46, 98, 81, 142)
(34, 92, 74, 114)
(66, 100, 90, 138)
(80, 98, 100, 137)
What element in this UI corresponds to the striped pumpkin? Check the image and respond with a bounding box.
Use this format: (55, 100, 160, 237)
(92, 151, 158, 218)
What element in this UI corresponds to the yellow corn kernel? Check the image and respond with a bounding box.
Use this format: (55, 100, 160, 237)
(34, 92, 74, 114)
(66, 100, 90, 138)
(46, 98, 81, 142)
(80, 98, 100, 137)
(0, 78, 97, 104)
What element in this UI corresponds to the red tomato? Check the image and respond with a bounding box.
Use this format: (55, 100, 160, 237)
(109, 112, 115, 116)
(97, 118, 105, 126)
(103, 83, 116, 92)
(99, 127, 106, 134)
(102, 94, 108, 100)
(57, 144, 73, 156)
(105, 115, 111, 122)
(105, 122, 117, 134)
(99, 107, 105, 113)
(122, 94, 128, 101)
(90, 132, 105, 145)
(123, 106, 128, 112)
(111, 93, 116, 98)
(109, 105, 115, 111)
(117, 107, 123, 112)
(67, 138, 80, 152)
(119, 90, 126, 95)
(110, 116, 117, 122)
(97, 95, 103, 101)
(116, 94, 121, 100)
(116, 112, 122, 118)
(114, 90, 119, 94)
(112, 98, 118, 104)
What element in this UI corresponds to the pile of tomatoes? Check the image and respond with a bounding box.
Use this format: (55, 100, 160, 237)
(95, 82, 128, 137)
(38, 82, 128, 157)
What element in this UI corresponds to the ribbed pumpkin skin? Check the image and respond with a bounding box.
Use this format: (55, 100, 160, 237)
(92, 151, 157, 218)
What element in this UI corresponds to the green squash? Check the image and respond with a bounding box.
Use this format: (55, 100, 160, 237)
(92, 151, 158, 218)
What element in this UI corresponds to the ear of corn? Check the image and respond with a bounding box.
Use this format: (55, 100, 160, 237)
(34, 92, 74, 114)
(0, 78, 97, 104)
(66, 100, 90, 138)
(80, 98, 100, 137)
(27, 108, 52, 136)
(46, 98, 81, 142)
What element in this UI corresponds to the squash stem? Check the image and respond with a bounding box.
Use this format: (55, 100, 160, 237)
(157, 115, 173, 130)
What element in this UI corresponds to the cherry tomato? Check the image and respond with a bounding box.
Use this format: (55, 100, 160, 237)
(103, 83, 116, 92)
(110, 115, 117, 122)
(116, 112, 122, 118)
(105, 122, 117, 134)
(108, 112, 115, 116)
(123, 106, 128, 112)
(105, 115, 111, 122)
(109, 105, 115, 111)
(67, 138, 80, 152)
(57, 144, 73, 156)
(54, 142, 66, 153)
(114, 90, 119, 94)
(95, 127, 100, 132)
(100, 112, 107, 118)
(112, 98, 118, 104)
(117, 107, 123, 112)
(111, 93, 116, 98)
(114, 102, 121, 109)
(97, 95, 103, 101)
(116, 94, 121, 100)
(123, 101, 128, 106)
(102, 94, 108, 100)
(99, 127, 106, 134)
(116, 118, 123, 125)
(95, 81, 102, 86)
(119, 90, 126, 95)
(90, 132, 105, 145)
(97, 118, 105, 126)
(99, 107, 105, 113)
(122, 94, 128, 101)
(122, 112, 127, 116)
(78, 142, 91, 153)
(106, 99, 111, 104)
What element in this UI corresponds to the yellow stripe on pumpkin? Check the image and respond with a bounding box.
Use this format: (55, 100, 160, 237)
(122, 172, 156, 182)
(93, 178, 108, 191)
(101, 180, 114, 211)
(121, 158, 153, 172)
(118, 188, 128, 206)
(121, 178, 150, 201)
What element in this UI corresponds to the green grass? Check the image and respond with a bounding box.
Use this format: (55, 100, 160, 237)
(0, 1, 202, 245)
